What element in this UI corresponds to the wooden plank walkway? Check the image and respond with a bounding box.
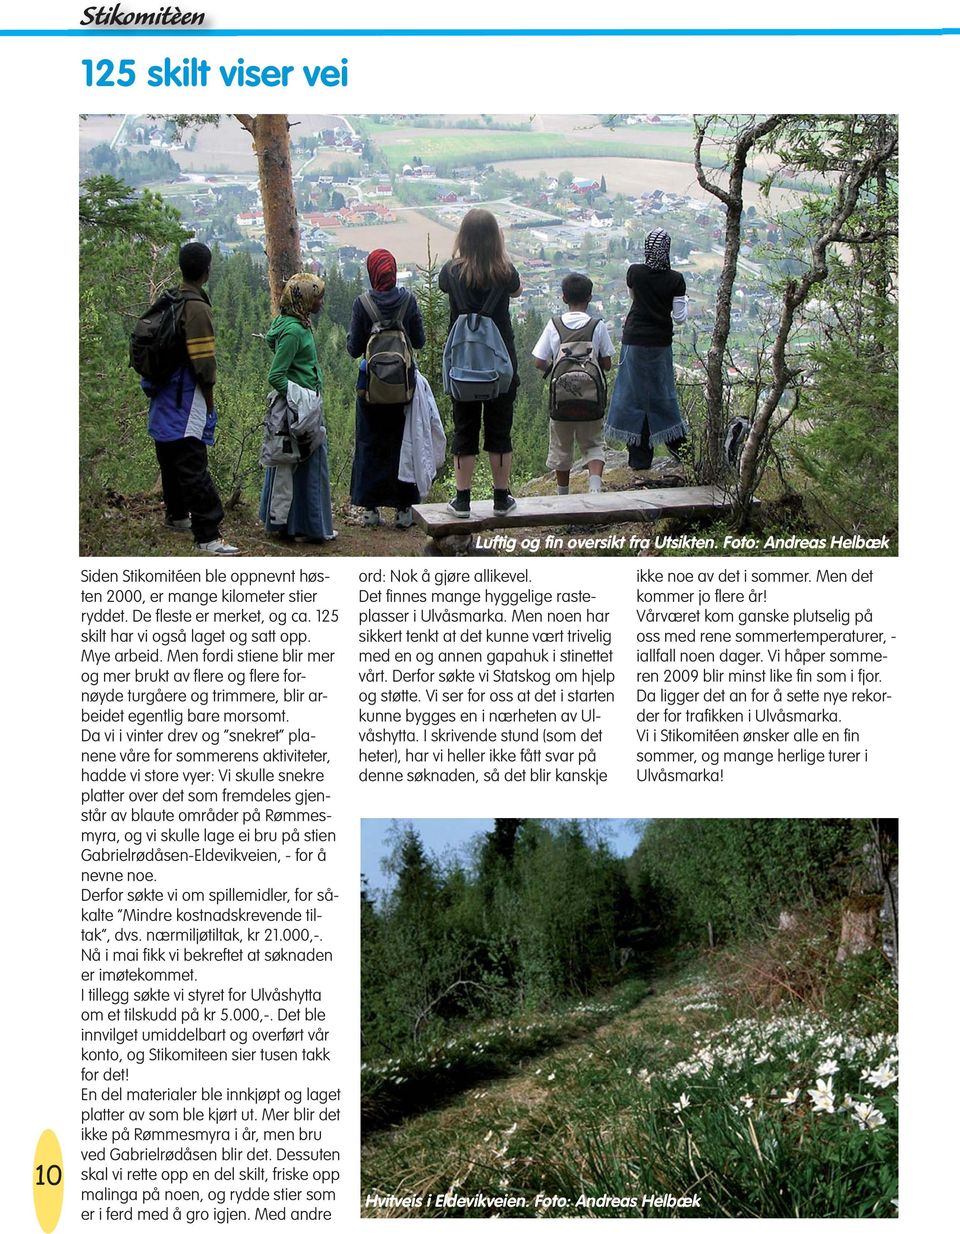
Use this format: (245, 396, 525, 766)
(413, 485, 734, 537)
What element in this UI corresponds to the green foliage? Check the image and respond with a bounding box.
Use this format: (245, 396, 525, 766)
(319, 264, 360, 332)
(362, 985, 642, 1132)
(80, 175, 189, 241)
(792, 311, 898, 537)
(81, 143, 181, 186)
(414, 244, 449, 397)
(79, 178, 192, 502)
(203, 252, 273, 503)
(824, 949, 896, 1028)
(630, 819, 864, 945)
(412, 245, 455, 488)
(361, 821, 637, 1061)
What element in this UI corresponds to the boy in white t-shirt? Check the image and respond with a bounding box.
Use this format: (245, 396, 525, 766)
(532, 274, 615, 494)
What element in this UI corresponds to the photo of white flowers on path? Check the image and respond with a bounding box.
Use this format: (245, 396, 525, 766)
(361, 819, 898, 1218)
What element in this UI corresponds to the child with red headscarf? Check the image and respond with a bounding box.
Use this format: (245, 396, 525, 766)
(346, 249, 426, 528)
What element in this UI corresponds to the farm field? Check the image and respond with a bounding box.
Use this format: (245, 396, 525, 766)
(327, 211, 458, 263)
(490, 156, 805, 213)
(79, 113, 354, 172)
(536, 115, 784, 172)
(168, 113, 353, 172)
(537, 114, 693, 141)
(78, 114, 123, 152)
(365, 117, 694, 151)
(364, 116, 785, 175)
(366, 128, 702, 172)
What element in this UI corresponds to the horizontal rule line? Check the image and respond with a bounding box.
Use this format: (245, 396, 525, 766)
(3, 27, 960, 38)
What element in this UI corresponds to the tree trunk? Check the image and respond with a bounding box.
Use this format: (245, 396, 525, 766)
(871, 819, 899, 979)
(693, 115, 789, 481)
(235, 114, 300, 312)
(836, 894, 882, 962)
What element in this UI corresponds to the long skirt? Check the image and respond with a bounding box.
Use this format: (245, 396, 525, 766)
(350, 396, 420, 509)
(604, 343, 687, 449)
(259, 442, 335, 540)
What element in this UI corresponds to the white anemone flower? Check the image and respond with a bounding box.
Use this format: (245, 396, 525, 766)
(672, 1093, 691, 1113)
(780, 1088, 800, 1106)
(817, 1058, 840, 1076)
(852, 1101, 887, 1131)
(808, 1077, 836, 1114)
(866, 1062, 898, 1089)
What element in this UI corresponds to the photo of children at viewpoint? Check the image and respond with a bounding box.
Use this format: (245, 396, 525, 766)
(79, 113, 898, 557)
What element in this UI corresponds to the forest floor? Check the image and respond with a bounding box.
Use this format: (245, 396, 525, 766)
(79, 456, 691, 558)
(80, 491, 421, 558)
(80, 456, 891, 559)
(360, 957, 898, 1218)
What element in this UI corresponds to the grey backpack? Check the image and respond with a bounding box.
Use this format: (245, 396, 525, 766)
(442, 284, 514, 403)
(548, 316, 607, 421)
(724, 416, 752, 469)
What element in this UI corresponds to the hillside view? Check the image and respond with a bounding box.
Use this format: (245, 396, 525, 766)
(79, 114, 898, 556)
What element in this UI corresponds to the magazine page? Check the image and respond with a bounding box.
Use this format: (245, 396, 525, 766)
(1, 2, 950, 1229)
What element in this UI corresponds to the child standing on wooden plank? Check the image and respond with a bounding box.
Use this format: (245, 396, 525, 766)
(532, 273, 615, 495)
(604, 227, 689, 471)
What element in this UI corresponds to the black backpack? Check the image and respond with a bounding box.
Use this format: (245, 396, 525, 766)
(360, 292, 417, 405)
(129, 288, 201, 384)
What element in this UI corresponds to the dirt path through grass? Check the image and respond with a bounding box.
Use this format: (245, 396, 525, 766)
(361, 960, 898, 1218)
(360, 976, 699, 1211)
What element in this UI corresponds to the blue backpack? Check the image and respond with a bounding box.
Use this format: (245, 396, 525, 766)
(442, 283, 514, 403)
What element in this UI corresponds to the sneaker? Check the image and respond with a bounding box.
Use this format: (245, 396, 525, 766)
(195, 539, 241, 556)
(447, 493, 471, 519)
(395, 508, 414, 529)
(164, 517, 192, 533)
(493, 492, 517, 514)
(362, 507, 383, 527)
